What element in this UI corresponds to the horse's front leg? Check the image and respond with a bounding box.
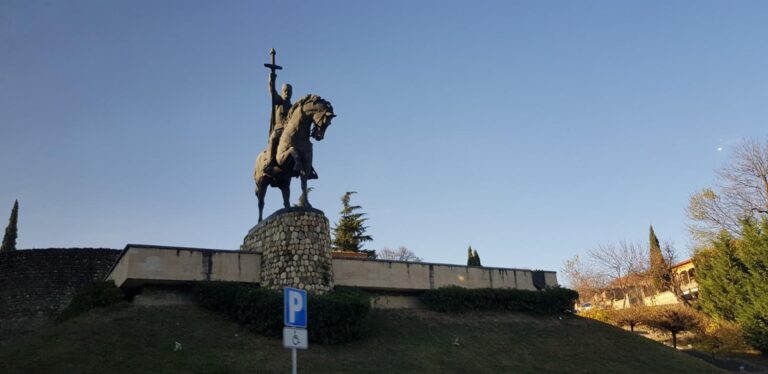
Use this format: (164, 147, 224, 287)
(256, 182, 267, 222)
(280, 180, 290, 209)
(298, 171, 311, 208)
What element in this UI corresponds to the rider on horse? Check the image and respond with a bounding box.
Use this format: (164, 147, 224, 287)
(254, 49, 336, 221)
(264, 72, 292, 175)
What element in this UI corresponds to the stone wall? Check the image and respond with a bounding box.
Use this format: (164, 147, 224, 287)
(242, 207, 334, 293)
(0, 248, 120, 343)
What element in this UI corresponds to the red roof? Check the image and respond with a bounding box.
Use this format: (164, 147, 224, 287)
(672, 258, 693, 269)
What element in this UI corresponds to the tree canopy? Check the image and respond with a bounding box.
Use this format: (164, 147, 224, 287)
(643, 305, 702, 349)
(648, 226, 672, 293)
(467, 246, 481, 266)
(331, 192, 372, 252)
(694, 218, 768, 353)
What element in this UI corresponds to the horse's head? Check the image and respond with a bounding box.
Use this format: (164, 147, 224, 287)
(299, 95, 335, 141)
(311, 110, 335, 141)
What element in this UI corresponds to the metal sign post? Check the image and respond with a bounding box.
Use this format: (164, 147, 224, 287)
(284, 288, 308, 373)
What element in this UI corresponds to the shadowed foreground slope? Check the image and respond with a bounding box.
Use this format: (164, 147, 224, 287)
(0, 304, 721, 374)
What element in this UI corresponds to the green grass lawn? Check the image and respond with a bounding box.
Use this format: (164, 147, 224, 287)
(0, 304, 723, 374)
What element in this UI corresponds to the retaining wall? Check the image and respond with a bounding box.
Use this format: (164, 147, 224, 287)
(108, 245, 559, 293)
(0, 248, 120, 343)
(108, 245, 260, 288)
(332, 258, 558, 291)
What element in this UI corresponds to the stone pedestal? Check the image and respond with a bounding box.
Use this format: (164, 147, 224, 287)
(241, 207, 334, 293)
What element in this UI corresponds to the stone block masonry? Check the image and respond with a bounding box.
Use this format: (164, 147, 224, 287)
(0, 248, 120, 342)
(242, 207, 334, 293)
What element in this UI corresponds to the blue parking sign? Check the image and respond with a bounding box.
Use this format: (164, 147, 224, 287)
(284, 287, 307, 328)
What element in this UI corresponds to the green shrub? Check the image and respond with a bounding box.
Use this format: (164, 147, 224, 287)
(59, 281, 125, 321)
(579, 308, 615, 324)
(194, 282, 371, 344)
(308, 288, 371, 344)
(695, 319, 749, 358)
(418, 286, 578, 314)
(194, 282, 282, 336)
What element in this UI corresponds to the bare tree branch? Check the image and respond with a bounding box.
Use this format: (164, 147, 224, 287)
(376, 246, 422, 262)
(562, 255, 608, 303)
(688, 138, 768, 246)
(586, 241, 648, 308)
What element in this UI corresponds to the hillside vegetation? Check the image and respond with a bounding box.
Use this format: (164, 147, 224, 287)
(0, 304, 722, 374)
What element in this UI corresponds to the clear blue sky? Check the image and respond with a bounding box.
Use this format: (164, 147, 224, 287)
(2, 1, 767, 273)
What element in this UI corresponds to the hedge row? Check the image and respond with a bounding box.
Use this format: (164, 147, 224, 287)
(418, 286, 578, 314)
(58, 281, 126, 321)
(193, 282, 371, 344)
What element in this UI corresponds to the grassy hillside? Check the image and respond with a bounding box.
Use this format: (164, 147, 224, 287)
(0, 304, 722, 374)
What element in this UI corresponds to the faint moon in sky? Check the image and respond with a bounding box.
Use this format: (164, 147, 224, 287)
(717, 147, 723, 152)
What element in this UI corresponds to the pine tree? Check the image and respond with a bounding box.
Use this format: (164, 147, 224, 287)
(649, 225, 671, 292)
(693, 218, 768, 353)
(694, 230, 747, 321)
(735, 218, 768, 353)
(473, 249, 481, 267)
(331, 192, 372, 252)
(1, 200, 18, 252)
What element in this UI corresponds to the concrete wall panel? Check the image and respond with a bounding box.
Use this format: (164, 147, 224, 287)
(107, 246, 556, 293)
(544, 272, 559, 288)
(108, 246, 260, 288)
(333, 258, 553, 291)
(333, 259, 431, 290)
(514, 270, 536, 290)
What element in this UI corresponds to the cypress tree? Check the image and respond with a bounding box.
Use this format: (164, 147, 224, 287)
(331, 192, 372, 252)
(466, 246, 482, 266)
(649, 225, 671, 292)
(1, 200, 18, 252)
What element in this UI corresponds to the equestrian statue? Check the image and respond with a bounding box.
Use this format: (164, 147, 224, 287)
(254, 49, 336, 221)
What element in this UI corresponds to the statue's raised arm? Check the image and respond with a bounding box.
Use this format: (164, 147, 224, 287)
(263, 49, 292, 175)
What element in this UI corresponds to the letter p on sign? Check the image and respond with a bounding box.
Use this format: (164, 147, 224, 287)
(284, 287, 307, 328)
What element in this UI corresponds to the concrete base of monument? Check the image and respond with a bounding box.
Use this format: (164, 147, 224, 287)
(241, 207, 334, 294)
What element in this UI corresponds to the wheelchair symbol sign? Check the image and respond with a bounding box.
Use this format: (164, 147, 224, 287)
(283, 327, 308, 349)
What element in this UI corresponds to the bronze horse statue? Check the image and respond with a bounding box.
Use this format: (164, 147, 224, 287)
(254, 94, 335, 221)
